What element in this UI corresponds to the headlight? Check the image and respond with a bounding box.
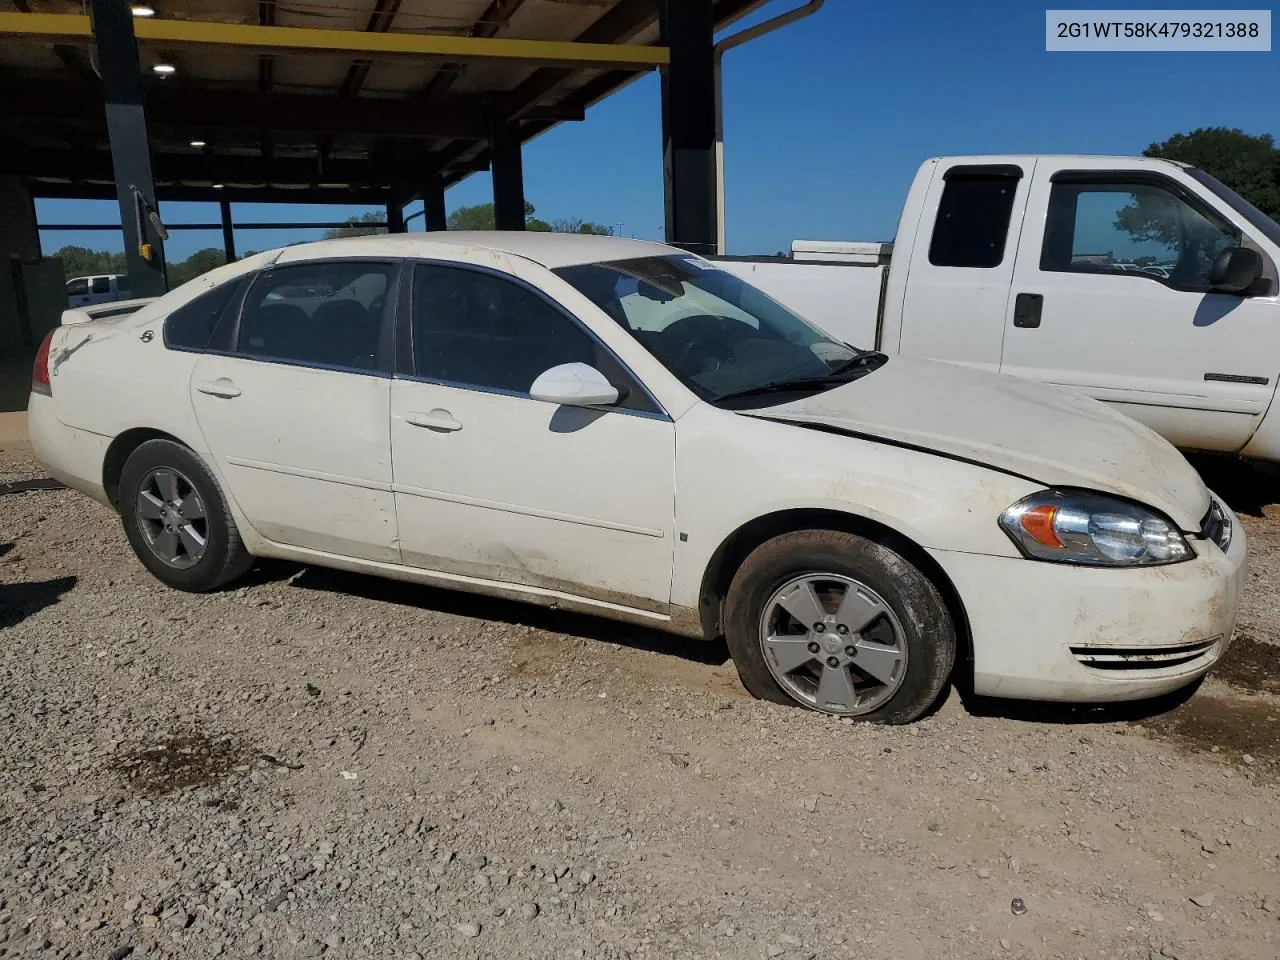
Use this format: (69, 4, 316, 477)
(999, 491, 1193, 566)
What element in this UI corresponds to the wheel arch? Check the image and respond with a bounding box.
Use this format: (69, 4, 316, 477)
(102, 428, 192, 507)
(696, 508, 973, 689)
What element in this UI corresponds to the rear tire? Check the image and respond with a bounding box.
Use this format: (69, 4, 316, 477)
(119, 439, 252, 592)
(723, 530, 955, 724)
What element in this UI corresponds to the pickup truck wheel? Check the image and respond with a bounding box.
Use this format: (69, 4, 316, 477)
(724, 530, 956, 724)
(118, 439, 252, 593)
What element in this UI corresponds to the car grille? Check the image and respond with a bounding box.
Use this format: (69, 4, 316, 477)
(1069, 638, 1220, 672)
(1200, 499, 1232, 553)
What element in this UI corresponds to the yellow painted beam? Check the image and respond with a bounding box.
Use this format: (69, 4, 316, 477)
(0, 13, 669, 68)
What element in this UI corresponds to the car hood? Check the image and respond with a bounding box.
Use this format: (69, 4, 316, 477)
(749, 357, 1210, 531)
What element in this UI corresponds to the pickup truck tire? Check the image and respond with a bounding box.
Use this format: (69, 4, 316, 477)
(723, 530, 955, 724)
(119, 439, 253, 593)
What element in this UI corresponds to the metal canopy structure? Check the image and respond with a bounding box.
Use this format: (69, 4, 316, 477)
(0, 0, 769, 295)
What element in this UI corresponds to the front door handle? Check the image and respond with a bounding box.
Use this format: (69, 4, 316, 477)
(196, 378, 242, 398)
(1013, 293, 1043, 328)
(405, 409, 463, 432)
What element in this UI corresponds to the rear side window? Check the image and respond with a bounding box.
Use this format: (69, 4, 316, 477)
(236, 261, 394, 371)
(164, 276, 248, 351)
(928, 168, 1022, 268)
(91, 276, 111, 294)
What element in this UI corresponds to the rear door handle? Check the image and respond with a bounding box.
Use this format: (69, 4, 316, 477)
(1013, 293, 1043, 328)
(196, 378, 242, 398)
(406, 409, 463, 432)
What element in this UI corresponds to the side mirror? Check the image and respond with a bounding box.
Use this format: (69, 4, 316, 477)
(529, 362, 619, 408)
(1209, 246, 1263, 294)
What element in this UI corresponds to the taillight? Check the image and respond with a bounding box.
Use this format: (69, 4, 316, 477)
(31, 330, 54, 397)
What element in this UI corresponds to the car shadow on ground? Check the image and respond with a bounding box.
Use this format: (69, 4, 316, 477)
(958, 681, 1203, 725)
(1187, 453, 1279, 518)
(0, 573, 77, 630)
(284, 564, 731, 667)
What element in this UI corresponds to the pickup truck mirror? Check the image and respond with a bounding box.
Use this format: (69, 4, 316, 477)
(1209, 246, 1263, 295)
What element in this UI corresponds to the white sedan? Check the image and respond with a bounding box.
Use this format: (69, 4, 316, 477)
(29, 234, 1245, 723)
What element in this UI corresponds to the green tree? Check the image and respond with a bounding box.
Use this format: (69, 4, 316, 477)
(322, 211, 389, 239)
(447, 200, 553, 231)
(550, 217, 614, 236)
(168, 248, 227, 287)
(51, 246, 127, 279)
(1143, 128, 1280, 220)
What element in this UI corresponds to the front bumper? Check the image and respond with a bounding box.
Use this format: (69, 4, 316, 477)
(930, 503, 1247, 702)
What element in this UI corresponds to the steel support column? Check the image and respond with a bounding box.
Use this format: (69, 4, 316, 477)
(491, 123, 525, 231)
(219, 199, 236, 260)
(659, 0, 717, 254)
(386, 199, 406, 233)
(89, 0, 167, 296)
(424, 174, 447, 231)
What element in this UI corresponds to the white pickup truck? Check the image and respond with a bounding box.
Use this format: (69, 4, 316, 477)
(65, 274, 132, 309)
(719, 155, 1280, 461)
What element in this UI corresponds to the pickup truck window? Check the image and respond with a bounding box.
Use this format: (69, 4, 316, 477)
(65, 278, 89, 297)
(556, 255, 873, 405)
(1042, 178, 1239, 289)
(1188, 168, 1280, 248)
(928, 169, 1021, 268)
(91, 276, 112, 294)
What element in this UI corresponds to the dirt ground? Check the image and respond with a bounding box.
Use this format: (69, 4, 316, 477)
(1, 424, 1278, 960)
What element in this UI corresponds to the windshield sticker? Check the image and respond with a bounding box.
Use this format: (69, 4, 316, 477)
(681, 257, 715, 271)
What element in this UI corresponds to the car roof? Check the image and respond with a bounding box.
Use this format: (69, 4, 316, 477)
(272, 231, 684, 270)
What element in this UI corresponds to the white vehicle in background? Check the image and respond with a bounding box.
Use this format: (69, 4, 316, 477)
(65, 274, 131, 308)
(29, 234, 1243, 723)
(719, 154, 1280, 462)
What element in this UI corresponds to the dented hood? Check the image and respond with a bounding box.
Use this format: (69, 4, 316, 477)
(753, 357, 1210, 531)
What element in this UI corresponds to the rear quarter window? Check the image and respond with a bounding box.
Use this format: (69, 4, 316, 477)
(164, 276, 249, 352)
(928, 168, 1022, 268)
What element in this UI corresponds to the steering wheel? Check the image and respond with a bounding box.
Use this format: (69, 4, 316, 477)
(663, 314, 738, 374)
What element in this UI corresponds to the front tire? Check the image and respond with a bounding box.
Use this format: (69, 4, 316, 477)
(723, 530, 955, 724)
(118, 439, 252, 592)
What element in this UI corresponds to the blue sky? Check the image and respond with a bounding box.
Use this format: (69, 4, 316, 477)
(36, 0, 1278, 261)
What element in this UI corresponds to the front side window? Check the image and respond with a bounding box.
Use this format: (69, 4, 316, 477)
(66, 278, 89, 297)
(1187, 167, 1280, 248)
(928, 169, 1021, 268)
(91, 276, 112, 294)
(555, 255, 876, 406)
(164, 276, 248, 351)
(1042, 178, 1240, 288)
(410, 263, 657, 413)
(236, 261, 393, 371)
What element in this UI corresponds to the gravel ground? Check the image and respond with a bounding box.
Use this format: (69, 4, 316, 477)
(1, 437, 1278, 960)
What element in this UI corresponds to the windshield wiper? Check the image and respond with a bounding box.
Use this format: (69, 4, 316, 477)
(714, 352, 884, 404)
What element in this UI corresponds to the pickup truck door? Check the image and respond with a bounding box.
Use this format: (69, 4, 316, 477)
(893, 160, 1033, 372)
(1000, 158, 1280, 454)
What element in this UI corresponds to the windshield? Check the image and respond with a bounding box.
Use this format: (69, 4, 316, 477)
(555, 255, 879, 405)
(1187, 167, 1280, 247)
